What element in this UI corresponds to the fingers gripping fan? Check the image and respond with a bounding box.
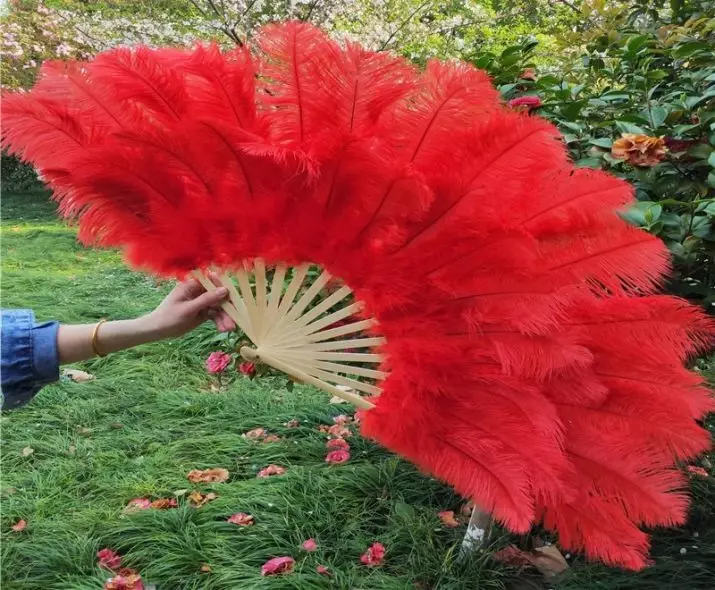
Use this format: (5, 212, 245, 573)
(3, 22, 713, 571)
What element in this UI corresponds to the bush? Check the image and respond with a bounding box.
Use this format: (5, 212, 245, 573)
(494, 17, 715, 306)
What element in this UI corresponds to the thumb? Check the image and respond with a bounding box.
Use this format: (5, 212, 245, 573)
(184, 286, 229, 315)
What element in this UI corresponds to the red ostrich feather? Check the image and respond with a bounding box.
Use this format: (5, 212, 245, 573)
(2, 22, 712, 570)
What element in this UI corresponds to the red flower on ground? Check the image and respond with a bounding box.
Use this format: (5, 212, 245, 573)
(261, 556, 295, 576)
(687, 465, 708, 478)
(227, 512, 254, 526)
(301, 538, 318, 552)
(316, 564, 332, 576)
(325, 449, 350, 464)
(205, 351, 231, 374)
(507, 95, 542, 111)
(97, 548, 122, 570)
(257, 464, 286, 478)
(124, 498, 151, 511)
(326, 438, 350, 451)
(239, 361, 256, 377)
(11, 519, 27, 532)
(438, 510, 460, 528)
(360, 542, 386, 567)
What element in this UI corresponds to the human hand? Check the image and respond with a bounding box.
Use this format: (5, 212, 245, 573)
(144, 275, 237, 339)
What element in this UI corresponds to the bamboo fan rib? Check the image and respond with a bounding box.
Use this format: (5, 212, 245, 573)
(195, 264, 384, 410)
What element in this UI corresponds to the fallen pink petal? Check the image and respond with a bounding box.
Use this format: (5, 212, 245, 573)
(438, 510, 460, 528)
(316, 564, 331, 576)
(227, 512, 254, 526)
(124, 498, 152, 511)
(257, 464, 286, 478)
(325, 449, 350, 464)
(326, 438, 350, 451)
(97, 548, 122, 570)
(261, 556, 295, 576)
(11, 519, 27, 533)
(360, 542, 385, 567)
(301, 538, 318, 552)
(687, 465, 708, 478)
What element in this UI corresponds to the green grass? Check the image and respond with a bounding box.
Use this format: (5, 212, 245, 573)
(1, 190, 713, 589)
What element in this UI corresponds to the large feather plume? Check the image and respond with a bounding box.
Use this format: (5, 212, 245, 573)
(2, 22, 712, 570)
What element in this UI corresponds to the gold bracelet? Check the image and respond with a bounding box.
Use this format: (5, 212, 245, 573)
(92, 319, 108, 357)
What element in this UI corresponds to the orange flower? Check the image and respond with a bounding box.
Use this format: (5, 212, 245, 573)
(150, 498, 178, 509)
(438, 510, 460, 528)
(188, 491, 217, 507)
(611, 133, 667, 167)
(187, 468, 229, 483)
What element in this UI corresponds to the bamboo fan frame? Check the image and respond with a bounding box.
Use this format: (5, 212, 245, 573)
(193, 262, 383, 410)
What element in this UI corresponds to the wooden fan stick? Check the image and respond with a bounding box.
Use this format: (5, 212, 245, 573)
(240, 346, 374, 410)
(261, 264, 309, 344)
(192, 271, 253, 339)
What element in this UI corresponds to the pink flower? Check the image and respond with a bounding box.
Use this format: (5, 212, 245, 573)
(301, 538, 318, 552)
(316, 564, 331, 576)
(227, 512, 254, 526)
(327, 424, 352, 438)
(360, 542, 385, 567)
(11, 519, 27, 532)
(257, 464, 286, 478)
(206, 352, 231, 374)
(333, 414, 352, 425)
(260, 556, 295, 576)
(104, 570, 144, 590)
(438, 510, 460, 528)
(243, 427, 266, 440)
(97, 548, 122, 570)
(687, 465, 708, 478)
(507, 95, 542, 111)
(125, 498, 152, 511)
(239, 361, 256, 376)
(326, 438, 350, 451)
(325, 449, 350, 464)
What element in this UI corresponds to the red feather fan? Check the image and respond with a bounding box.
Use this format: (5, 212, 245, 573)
(2, 22, 712, 570)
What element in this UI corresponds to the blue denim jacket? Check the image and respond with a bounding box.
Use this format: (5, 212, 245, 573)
(1, 309, 60, 410)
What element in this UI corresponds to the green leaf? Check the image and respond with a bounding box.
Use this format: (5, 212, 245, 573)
(708, 151, 715, 168)
(499, 83, 517, 97)
(600, 91, 631, 102)
(626, 35, 649, 54)
(616, 121, 647, 134)
(708, 172, 715, 189)
(394, 502, 416, 520)
(689, 143, 714, 160)
(589, 138, 613, 149)
(649, 106, 668, 129)
(674, 41, 711, 58)
(575, 157, 602, 169)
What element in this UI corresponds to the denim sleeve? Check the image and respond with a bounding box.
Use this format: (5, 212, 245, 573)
(1, 309, 60, 410)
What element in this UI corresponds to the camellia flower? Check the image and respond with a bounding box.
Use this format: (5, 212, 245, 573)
(611, 133, 667, 167)
(438, 510, 460, 528)
(327, 424, 352, 438)
(687, 465, 708, 478)
(243, 427, 267, 439)
(325, 449, 350, 464)
(239, 361, 256, 376)
(97, 548, 122, 570)
(260, 556, 295, 576)
(257, 464, 286, 478)
(187, 468, 229, 483)
(124, 498, 152, 511)
(104, 569, 144, 590)
(326, 438, 350, 451)
(227, 512, 254, 526)
(301, 538, 318, 552)
(205, 351, 231, 374)
(360, 542, 386, 567)
(150, 498, 178, 509)
(507, 95, 542, 111)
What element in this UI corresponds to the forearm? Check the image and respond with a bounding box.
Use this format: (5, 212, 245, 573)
(57, 316, 162, 364)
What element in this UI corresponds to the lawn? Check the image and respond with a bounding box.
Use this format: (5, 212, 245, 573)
(1, 190, 713, 590)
